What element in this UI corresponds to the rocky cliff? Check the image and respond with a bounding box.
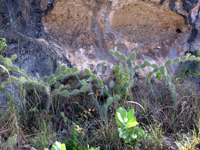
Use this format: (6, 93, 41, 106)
(0, 0, 200, 82)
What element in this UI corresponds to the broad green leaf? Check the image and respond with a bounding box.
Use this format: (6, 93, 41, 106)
(1, 82, 8, 88)
(61, 144, 66, 150)
(144, 61, 151, 66)
(109, 80, 115, 88)
(106, 97, 113, 106)
(116, 107, 127, 127)
(173, 58, 180, 63)
(145, 77, 150, 83)
(10, 76, 18, 83)
(56, 74, 65, 80)
(52, 141, 62, 150)
(52, 89, 59, 95)
(87, 77, 93, 82)
(114, 46, 117, 51)
(103, 105, 107, 115)
(188, 56, 196, 61)
(39, 81, 45, 87)
(27, 85, 34, 90)
(5, 58, 12, 67)
(54, 69, 60, 76)
(153, 68, 159, 73)
(7, 135, 17, 147)
(152, 64, 159, 68)
(48, 76, 55, 85)
(91, 74, 97, 80)
(120, 55, 127, 60)
(130, 53, 136, 59)
(43, 77, 48, 82)
(134, 65, 139, 70)
(160, 66, 166, 75)
(169, 84, 175, 93)
(57, 61, 61, 69)
(118, 128, 129, 139)
(148, 72, 153, 78)
(156, 72, 162, 80)
(127, 109, 136, 123)
(18, 84, 23, 91)
(113, 95, 120, 101)
(85, 68, 91, 75)
(81, 79, 88, 85)
(11, 54, 17, 60)
(65, 69, 71, 74)
(20, 70, 27, 77)
(165, 76, 171, 84)
(11, 66, 19, 72)
(172, 93, 177, 100)
(180, 56, 187, 61)
(23, 89, 26, 97)
(97, 79, 103, 88)
(71, 66, 78, 73)
(140, 64, 146, 68)
(100, 62, 105, 66)
(196, 57, 200, 61)
(19, 77, 27, 84)
(80, 86, 88, 92)
(115, 51, 120, 56)
(127, 59, 132, 68)
(61, 65, 66, 72)
(165, 60, 172, 67)
(70, 89, 79, 95)
(126, 122, 139, 129)
(109, 50, 115, 54)
(0, 55, 5, 61)
(60, 90, 70, 97)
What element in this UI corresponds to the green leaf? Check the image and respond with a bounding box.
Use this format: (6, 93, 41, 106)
(118, 128, 129, 139)
(127, 59, 132, 68)
(131, 69, 135, 78)
(7, 135, 17, 148)
(180, 56, 187, 61)
(79, 86, 88, 92)
(153, 68, 159, 73)
(87, 77, 93, 82)
(20, 70, 27, 77)
(11, 66, 19, 72)
(130, 53, 136, 59)
(11, 54, 17, 60)
(148, 72, 153, 78)
(71, 66, 78, 73)
(48, 76, 55, 85)
(106, 97, 113, 106)
(126, 121, 139, 129)
(145, 77, 150, 83)
(114, 46, 117, 52)
(152, 64, 159, 68)
(115, 51, 120, 56)
(100, 62, 105, 66)
(23, 89, 26, 97)
(43, 77, 48, 83)
(55, 69, 60, 76)
(97, 79, 103, 88)
(196, 57, 200, 61)
(172, 93, 177, 100)
(144, 61, 151, 66)
(160, 66, 166, 75)
(140, 64, 146, 68)
(52, 141, 62, 150)
(18, 84, 23, 91)
(169, 84, 175, 93)
(129, 80, 134, 88)
(39, 81, 45, 87)
(103, 105, 107, 115)
(60, 90, 70, 97)
(120, 55, 127, 60)
(173, 58, 180, 63)
(65, 69, 71, 74)
(1, 82, 8, 88)
(5, 58, 12, 67)
(156, 72, 162, 80)
(56, 74, 65, 80)
(109, 80, 115, 88)
(52, 89, 59, 95)
(91, 74, 97, 80)
(113, 95, 120, 101)
(109, 50, 115, 54)
(70, 89, 79, 95)
(134, 65, 140, 70)
(61, 144, 66, 150)
(116, 107, 127, 127)
(85, 68, 91, 75)
(127, 109, 136, 124)
(57, 61, 61, 70)
(27, 85, 34, 90)
(10, 76, 18, 83)
(81, 79, 88, 85)
(61, 65, 66, 72)
(164, 60, 172, 67)
(19, 77, 27, 84)
(188, 56, 196, 61)
(0, 55, 5, 61)
(165, 76, 171, 84)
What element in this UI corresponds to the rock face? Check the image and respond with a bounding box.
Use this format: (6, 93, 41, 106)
(0, 0, 200, 83)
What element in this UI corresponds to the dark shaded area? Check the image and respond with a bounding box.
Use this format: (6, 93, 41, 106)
(188, 27, 198, 43)
(176, 29, 182, 33)
(181, 0, 198, 12)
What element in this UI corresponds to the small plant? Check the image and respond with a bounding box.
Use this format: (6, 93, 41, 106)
(51, 141, 66, 150)
(115, 107, 147, 147)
